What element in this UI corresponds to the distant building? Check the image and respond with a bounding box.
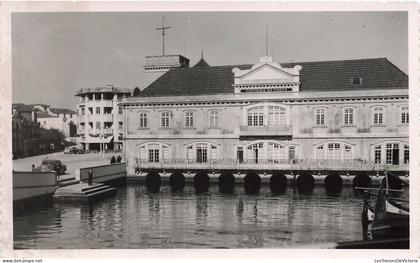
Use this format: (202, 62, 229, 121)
(12, 104, 65, 158)
(37, 106, 77, 138)
(75, 85, 131, 151)
(121, 55, 409, 172)
(12, 104, 40, 158)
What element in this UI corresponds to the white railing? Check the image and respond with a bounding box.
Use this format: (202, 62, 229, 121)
(132, 158, 408, 171)
(239, 125, 292, 135)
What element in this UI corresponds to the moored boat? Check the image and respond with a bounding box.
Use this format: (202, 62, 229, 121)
(358, 171, 409, 240)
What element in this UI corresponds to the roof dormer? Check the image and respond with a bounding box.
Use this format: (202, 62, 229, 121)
(232, 56, 302, 94)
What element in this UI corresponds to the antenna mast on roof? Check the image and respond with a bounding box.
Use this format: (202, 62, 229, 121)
(265, 23, 269, 57)
(156, 16, 172, 56)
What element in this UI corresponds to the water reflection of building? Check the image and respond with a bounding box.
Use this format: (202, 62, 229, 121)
(122, 55, 408, 171)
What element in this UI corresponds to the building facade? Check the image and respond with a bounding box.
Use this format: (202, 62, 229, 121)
(75, 85, 131, 151)
(122, 56, 409, 173)
(36, 106, 77, 138)
(12, 104, 65, 158)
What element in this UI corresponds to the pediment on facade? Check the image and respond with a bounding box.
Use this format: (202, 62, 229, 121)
(238, 64, 296, 84)
(232, 56, 302, 94)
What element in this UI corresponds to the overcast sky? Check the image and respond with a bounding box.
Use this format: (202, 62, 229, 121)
(12, 12, 408, 109)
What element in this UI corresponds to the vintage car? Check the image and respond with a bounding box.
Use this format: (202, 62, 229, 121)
(64, 146, 84, 154)
(39, 159, 67, 175)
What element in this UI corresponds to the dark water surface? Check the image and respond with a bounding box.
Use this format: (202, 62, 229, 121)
(14, 184, 365, 249)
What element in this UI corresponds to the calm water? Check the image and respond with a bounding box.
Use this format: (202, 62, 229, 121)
(14, 184, 365, 249)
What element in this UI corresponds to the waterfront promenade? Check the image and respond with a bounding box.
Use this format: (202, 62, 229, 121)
(13, 151, 119, 174)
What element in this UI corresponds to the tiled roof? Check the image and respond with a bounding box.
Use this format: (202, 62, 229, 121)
(138, 58, 408, 97)
(193, 58, 210, 68)
(50, 108, 76, 114)
(12, 104, 35, 112)
(37, 112, 57, 118)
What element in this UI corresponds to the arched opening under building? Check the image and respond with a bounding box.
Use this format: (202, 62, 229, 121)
(270, 173, 288, 193)
(324, 173, 343, 193)
(296, 173, 315, 193)
(353, 173, 372, 188)
(244, 172, 261, 194)
(381, 173, 402, 190)
(169, 171, 185, 191)
(194, 171, 210, 193)
(145, 170, 161, 192)
(218, 171, 235, 194)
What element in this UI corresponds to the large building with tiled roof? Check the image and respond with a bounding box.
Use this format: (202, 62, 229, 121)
(121, 55, 409, 175)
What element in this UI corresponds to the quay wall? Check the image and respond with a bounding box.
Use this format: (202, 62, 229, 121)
(80, 162, 126, 184)
(13, 171, 57, 201)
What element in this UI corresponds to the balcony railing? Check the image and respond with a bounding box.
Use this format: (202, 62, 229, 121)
(239, 125, 292, 138)
(132, 158, 408, 172)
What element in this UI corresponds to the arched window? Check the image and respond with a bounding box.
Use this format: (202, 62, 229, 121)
(138, 142, 171, 163)
(315, 142, 353, 160)
(185, 142, 219, 163)
(267, 142, 286, 163)
(371, 141, 408, 165)
(245, 141, 288, 164)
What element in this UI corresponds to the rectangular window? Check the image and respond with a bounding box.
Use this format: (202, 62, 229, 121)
(316, 145, 325, 159)
(196, 144, 208, 163)
(81, 108, 85, 115)
(401, 106, 409, 124)
(373, 107, 384, 125)
(344, 145, 352, 160)
(404, 145, 409, 164)
(187, 146, 194, 161)
(119, 107, 123, 115)
(96, 107, 100, 114)
(315, 108, 325, 125)
(327, 143, 340, 160)
(374, 146, 382, 164)
(96, 121, 101, 129)
(247, 107, 264, 127)
(386, 144, 392, 164)
(148, 149, 159, 163)
(139, 113, 148, 128)
(185, 111, 194, 127)
(352, 77, 362, 85)
(161, 112, 170, 128)
(344, 108, 354, 125)
(268, 106, 286, 126)
(237, 146, 244, 163)
(289, 146, 295, 160)
(210, 111, 219, 128)
(104, 107, 113, 114)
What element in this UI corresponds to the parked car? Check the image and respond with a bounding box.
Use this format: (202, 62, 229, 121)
(39, 159, 67, 175)
(64, 146, 84, 154)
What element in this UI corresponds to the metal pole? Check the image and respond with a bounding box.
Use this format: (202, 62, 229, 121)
(265, 23, 268, 57)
